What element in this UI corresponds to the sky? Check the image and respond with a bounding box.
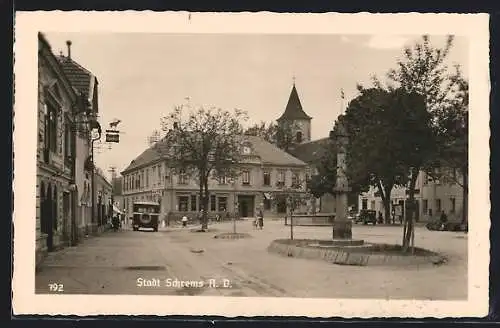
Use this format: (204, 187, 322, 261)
(43, 33, 468, 180)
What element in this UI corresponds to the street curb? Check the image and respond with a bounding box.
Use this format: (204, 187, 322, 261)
(267, 239, 446, 267)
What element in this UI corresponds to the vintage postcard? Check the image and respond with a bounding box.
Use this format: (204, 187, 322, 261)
(13, 12, 490, 317)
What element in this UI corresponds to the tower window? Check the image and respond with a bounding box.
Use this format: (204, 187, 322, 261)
(296, 131, 303, 143)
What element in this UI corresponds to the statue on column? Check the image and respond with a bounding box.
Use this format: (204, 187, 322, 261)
(331, 117, 352, 240)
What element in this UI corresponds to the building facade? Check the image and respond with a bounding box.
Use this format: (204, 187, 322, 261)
(37, 33, 106, 266)
(94, 169, 113, 226)
(111, 176, 124, 216)
(121, 135, 309, 222)
(358, 169, 465, 222)
(37, 34, 80, 265)
(57, 41, 101, 236)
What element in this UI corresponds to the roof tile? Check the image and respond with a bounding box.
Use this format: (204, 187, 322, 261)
(57, 56, 92, 96)
(121, 134, 306, 174)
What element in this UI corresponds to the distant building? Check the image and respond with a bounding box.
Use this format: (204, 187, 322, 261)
(121, 135, 308, 221)
(288, 138, 338, 213)
(111, 176, 124, 216)
(358, 168, 465, 222)
(277, 82, 338, 213)
(276, 82, 312, 144)
(94, 169, 113, 226)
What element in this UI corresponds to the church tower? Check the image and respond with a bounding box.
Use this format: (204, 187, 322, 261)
(276, 81, 312, 144)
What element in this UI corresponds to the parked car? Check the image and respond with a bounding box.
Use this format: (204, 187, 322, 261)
(354, 209, 377, 225)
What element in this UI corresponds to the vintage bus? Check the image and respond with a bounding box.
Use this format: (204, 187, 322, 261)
(132, 201, 160, 232)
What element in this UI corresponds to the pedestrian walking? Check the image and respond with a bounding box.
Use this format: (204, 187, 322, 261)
(256, 207, 264, 230)
(182, 215, 188, 227)
(440, 210, 448, 230)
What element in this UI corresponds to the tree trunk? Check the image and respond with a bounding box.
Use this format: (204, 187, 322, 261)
(402, 171, 418, 252)
(381, 181, 394, 224)
(201, 179, 209, 231)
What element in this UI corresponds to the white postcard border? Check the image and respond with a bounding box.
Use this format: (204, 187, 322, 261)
(13, 12, 490, 317)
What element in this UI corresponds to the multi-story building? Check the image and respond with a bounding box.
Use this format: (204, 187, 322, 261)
(121, 135, 308, 222)
(57, 39, 101, 236)
(111, 176, 124, 214)
(94, 168, 113, 226)
(358, 168, 465, 222)
(37, 33, 80, 264)
(37, 33, 106, 266)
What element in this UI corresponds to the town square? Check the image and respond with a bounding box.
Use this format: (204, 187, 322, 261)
(32, 28, 471, 301)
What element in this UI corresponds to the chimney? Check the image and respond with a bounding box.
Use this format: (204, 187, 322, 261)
(66, 40, 72, 59)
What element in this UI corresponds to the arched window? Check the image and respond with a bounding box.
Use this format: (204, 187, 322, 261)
(296, 131, 303, 143)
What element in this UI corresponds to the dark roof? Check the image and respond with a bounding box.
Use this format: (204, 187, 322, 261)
(121, 134, 306, 174)
(277, 84, 312, 121)
(57, 55, 93, 97)
(244, 135, 306, 166)
(112, 177, 123, 195)
(288, 137, 331, 164)
(121, 146, 163, 174)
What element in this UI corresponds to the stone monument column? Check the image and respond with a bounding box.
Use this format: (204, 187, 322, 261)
(331, 118, 352, 240)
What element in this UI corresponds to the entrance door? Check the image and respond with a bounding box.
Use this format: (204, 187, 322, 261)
(63, 192, 70, 244)
(45, 183, 54, 251)
(238, 195, 255, 218)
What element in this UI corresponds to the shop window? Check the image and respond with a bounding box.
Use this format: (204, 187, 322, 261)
(218, 197, 227, 211)
(178, 196, 188, 212)
(190, 195, 197, 211)
(210, 195, 216, 211)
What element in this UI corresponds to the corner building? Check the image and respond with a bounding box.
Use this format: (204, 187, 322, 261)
(121, 135, 309, 222)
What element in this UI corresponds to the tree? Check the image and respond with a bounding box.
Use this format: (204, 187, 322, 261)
(154, 105, 248, 231)
(243, 121, 275, 143)
(384, 89, 436, 251)
(344, 88, 407, 224)
(426, 72, 469, 224)
(244, 120, 301, 152)
(362, 35, 467, 249)
(306, 140, 337, 199)
(344, 87, 435, 252)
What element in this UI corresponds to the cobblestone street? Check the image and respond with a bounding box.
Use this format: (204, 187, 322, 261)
(35, 219, 467, 299)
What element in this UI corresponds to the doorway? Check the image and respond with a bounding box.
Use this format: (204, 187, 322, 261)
(41, 182, 54, 252)
(238, 195, 255, 218)
(63, 192, 70, 244)
(277, 198, 287, 214)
